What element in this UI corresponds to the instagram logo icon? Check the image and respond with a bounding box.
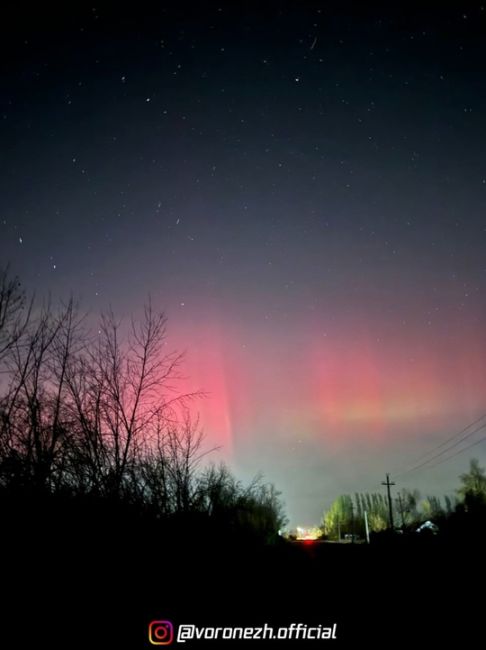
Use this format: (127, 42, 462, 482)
(148, 621, 174, 645)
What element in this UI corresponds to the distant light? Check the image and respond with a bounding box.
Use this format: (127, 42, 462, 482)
(295, 526, 321, 541)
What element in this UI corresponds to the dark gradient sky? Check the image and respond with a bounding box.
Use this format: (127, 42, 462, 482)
(2, 2, 486, 525)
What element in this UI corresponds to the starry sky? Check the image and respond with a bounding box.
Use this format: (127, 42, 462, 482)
(2, 2, 486, 525)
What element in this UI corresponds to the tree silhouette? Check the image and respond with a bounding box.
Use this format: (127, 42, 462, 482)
(0, 266, 31, 364)
(0, 268, 285, 546)
(457, 458, 486, 509)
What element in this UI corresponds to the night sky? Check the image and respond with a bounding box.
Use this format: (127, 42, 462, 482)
(2, 2, 486, 525)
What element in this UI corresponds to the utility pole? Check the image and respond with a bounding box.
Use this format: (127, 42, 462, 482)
(381, 473, 396, 530)
(364, 510, 370, 544)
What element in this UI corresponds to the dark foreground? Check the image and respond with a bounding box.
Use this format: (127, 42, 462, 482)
(2, 504, 483, 648)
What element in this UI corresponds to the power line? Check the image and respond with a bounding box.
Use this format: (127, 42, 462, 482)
(424, 413, 486, 453)
(396, 416, 486, 478)
(398, 413, 486, 472)
(333, 413, 486, 496)
(417, 431, 486, 472)
(396, 421, 486, 477)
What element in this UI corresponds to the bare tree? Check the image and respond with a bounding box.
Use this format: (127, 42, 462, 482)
(195, 464, 287, 541)
(64, 301, 201, 499)
(0, 281, 287, 544)
(0, 298, 82, 492)
(0, 267, 31, 365)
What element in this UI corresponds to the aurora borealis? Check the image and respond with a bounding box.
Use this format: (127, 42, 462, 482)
(2, 2, 486, 524)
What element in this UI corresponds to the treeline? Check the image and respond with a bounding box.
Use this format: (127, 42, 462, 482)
(322, 459, 486, 540)
(0, 268, 286, 544)
(322, 490, 457, 539)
